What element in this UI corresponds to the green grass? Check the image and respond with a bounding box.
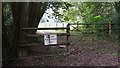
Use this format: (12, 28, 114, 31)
(112, 52, 118, 56)
(97, 48, 108, 54)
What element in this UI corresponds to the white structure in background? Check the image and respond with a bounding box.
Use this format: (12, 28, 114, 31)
(36, 4, 83, 34)
(36, 6, 67, 34)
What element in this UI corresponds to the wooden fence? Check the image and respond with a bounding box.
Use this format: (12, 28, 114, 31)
(70, 22, 118, 36)
(19, 23, 70, 56)
(22, 24, 70, 46)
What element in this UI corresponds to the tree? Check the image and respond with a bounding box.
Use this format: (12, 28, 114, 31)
(2, 2, 48, 59)
(52, 2, 118, 36)
(52, 2, 115, 23)
(2, 2, 14, 59)
(114, 2, 120, 46)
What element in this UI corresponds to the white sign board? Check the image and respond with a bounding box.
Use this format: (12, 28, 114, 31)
(44, 34, 57, 45)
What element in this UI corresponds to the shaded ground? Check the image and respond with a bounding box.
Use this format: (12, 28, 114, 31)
(3, 33, 119, 66)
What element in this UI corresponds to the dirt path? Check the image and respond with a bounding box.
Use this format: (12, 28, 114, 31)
(3, 34, 119, 66)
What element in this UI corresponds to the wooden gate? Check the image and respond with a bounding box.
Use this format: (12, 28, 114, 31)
(20, 23, 70, 56)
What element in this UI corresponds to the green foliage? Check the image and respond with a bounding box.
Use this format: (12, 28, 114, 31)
(3, 3, 14, 44)
(52, 2, 118, 41)
(53, 2, 117, 23)
(81, 2, 116, 23)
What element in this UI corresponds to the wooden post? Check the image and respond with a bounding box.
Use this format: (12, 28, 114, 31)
(0, 2, 1, 63)
(66, 23, 70, 53)
(56, 23, 57, 27)
(62, 23, 64, 27)
(93, 24, 96, 34)
(49, 23, 50, 28)
(109, 22, 112, 36)
(77, 22, 79, 31)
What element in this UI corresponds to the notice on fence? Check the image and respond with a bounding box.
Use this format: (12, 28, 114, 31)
(44, 34, 57, 45)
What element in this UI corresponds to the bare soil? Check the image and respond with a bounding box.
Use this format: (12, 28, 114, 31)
(2, 34, 119, 66)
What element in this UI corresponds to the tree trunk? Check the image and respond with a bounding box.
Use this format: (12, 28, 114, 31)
(114, 2, 120, 55)
(10, 2, 47, 57)
(115, 2, 120, 36)
(2, 20, 11, 59)
(28, 2, 47, 33)
(11, 2, 25, 58)
(27, 2, 47, 44)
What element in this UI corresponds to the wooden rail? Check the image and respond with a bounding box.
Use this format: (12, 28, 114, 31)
(70, 23, 118, 25)
(25, 33, 70, 37)
(20, 43, 39, 47)
(70, 22, 118, 36)
(20, 42, 70, 47)
(22, 27, 69, 30)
